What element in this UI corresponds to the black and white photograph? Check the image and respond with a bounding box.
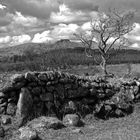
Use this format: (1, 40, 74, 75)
(0, 0, 140, 139)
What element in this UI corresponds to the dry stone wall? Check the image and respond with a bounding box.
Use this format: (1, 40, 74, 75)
(0, 71, 140, 121)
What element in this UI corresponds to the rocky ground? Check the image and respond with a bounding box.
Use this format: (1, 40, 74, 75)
(2, 103, 140, 140)
(0, 71, 140, 140)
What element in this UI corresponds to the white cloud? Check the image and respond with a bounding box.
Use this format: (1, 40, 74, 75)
(12, 11, 43, 27)
(0, 4, 6, 10)
(130, 43, 139, 48)
(125, 23, 140, 41)
(81, 22, 91, 30)
(32, 30, 53, 43)
(0, 11, 46, 36)
(0, 34, 31, 46)
(50, 4, 89, 23)
(10, 34, 31, 45)
(132, 23, 140, 34)
(127, 35, 140, 41)
(51, 23, 80, 39)
(0, 36, 11, 44)
(32, 23, 80, 43)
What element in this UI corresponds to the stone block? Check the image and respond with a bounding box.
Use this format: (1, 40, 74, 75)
(16, 88, 33, 119)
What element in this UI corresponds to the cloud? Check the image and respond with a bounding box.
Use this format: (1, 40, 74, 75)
(0, 11, 46, 36)
(81, 22, 91, 30)
(125, 23, 140, 42)
(51, 23, 80, 40)
(0, 0, 139, 47)
(50, 4, 91, 23)
(130, 43, 139, 48)
(63, 0, 98, 11)
(32, 23, 80, 43)
(0, 36, 11, 44)
(84, 0, 140, 11)
(0, 34, 31, 46)
(4, 0, 59, 19)
(12, 11, 43, 27)
(0, 4, 6, 10)
(63, 0, 140, 23)
(0, 8, 13, 27)
(32, 31, 53, 43)
(10, 34, 31, 46)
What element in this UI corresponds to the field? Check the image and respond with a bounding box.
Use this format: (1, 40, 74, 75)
(3, 64, 140, 140)
(20, 102, 140, 140)
(63, 63, 140, 78)
(2, 64, 140, 140)
(1, 42, 140, 140)
(0, 41, 140, 73)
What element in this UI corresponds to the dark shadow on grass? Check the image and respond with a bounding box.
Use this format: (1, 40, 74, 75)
(77, 120, 85, 127)
(94, 105, 134, 120)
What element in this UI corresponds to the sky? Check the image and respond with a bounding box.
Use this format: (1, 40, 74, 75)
(0, 0, 140, 47)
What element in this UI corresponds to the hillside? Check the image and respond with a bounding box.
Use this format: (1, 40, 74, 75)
(0, 39, 81, 57)
(0, 39, 140, 72)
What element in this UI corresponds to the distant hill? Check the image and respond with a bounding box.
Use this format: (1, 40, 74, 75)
(0, 39, 82, 57)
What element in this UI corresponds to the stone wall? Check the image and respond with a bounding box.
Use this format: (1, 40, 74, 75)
(0, 71, 140, 121)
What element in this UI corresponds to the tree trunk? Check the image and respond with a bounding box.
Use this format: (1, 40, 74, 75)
(100, 55, 107, 76)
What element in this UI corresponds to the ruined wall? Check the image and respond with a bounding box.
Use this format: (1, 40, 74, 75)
(0, 71, 139, 120)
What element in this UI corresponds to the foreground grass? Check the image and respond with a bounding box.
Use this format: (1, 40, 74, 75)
(1, 64, 140, 140)
(6, 103, 140, 140)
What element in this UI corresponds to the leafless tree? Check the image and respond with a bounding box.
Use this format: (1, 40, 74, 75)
(74, 9, 135, 75)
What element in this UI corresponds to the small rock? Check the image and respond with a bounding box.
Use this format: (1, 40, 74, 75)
(7, 103, 16, 115)
(8, 97, 17, 103)
(0, 98, 6, 104)
(19, 126, 37, 140)
(13, 117, 24, 128)
(38, 81, 46, 86)
(11, 74, 25, 83)
(63, 114, 80, 127)
(13, 81, 26, 90)
(1, 81, 14, 93)
(105, 89, 114, 97)
(38, 73, 47, 81)
(28, 82, 38, 87)
(115, 109, 124, 117)
(1, 115, 11, 125)
(0, 127, 4, 137)
(0, 102, 7, 107)
(31, 87, 42, 96)
(47, 86, 55, 92)
(16, 88, 33, 119)
(40, 92, 53, 101)
(63, 101, 77, 115)
(105, 105, 112, 112)
(0, 92, 5, 98)
(0, 107, 5, 114)
(71, 128, 83, 134)
(67, 89, 78, 98)
(25, 72, 37, 82)
(28, 116, 64, 131)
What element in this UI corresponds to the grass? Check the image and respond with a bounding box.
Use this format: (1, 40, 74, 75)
(1, 64, 140, 140)
(63, 63, 140, 78)
(8, 102, 140, 140)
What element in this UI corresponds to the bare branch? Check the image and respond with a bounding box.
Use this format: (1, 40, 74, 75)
(106, 36, 120, 53)
(74, 9, 135, 75)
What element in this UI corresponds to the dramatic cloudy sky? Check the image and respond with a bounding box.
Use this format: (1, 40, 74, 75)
(0, 0, 140, 47)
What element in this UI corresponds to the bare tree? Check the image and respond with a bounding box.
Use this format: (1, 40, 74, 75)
(74, 9, 135, 75)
